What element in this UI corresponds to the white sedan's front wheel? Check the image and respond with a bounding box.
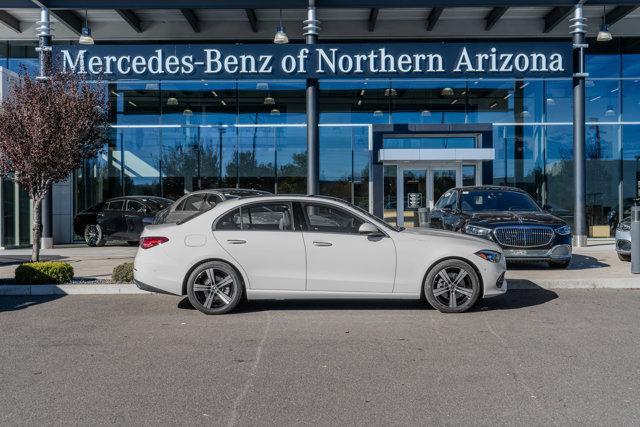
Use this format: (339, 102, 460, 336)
(187, 261, 243, 315)
(424, 259, 481, 313)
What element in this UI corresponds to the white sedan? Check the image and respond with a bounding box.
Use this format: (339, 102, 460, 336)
(134, 195, 507, 314)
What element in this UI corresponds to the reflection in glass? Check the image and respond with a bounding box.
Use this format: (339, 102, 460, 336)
(276, 127, 306, 194)
(391, 80, 466, 124)
(383, 136, 476, 149)
(238, 81, 306, 124)
(121, 127, 161, 196)
(238, 127, 276, 192)
(320, 80, 390, 124)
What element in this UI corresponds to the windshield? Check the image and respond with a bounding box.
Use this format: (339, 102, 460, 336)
(460, 190, 540, 212)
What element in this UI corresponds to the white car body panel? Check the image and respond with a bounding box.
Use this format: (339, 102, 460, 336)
(134, 196, 507, 300)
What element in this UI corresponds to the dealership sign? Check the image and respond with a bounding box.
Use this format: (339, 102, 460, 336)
(53, 43, 572, 80)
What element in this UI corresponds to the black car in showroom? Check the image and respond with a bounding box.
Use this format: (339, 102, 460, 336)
(74, 196, 173, 247)
(429, 186, 572, 268)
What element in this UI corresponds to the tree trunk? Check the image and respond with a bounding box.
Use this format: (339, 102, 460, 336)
(31, 197, 42, 262)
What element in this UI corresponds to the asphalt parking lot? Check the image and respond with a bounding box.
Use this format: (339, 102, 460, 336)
(1, 290, 640, 426)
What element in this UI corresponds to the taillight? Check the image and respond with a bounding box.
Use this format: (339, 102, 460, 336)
(140, 236, 169, 249)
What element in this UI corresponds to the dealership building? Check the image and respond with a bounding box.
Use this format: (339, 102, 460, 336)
(0, 0, 639, 247)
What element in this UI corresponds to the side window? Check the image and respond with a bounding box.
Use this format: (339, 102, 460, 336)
(215, 209, 242, 230)
(303, 203, 364, 234)
(126, 200, 146, 212)
(108, 200, 124, 211)
(448, 191, 458, 210)
(207, 193, 224, 205)
(243, 203, 292, 231)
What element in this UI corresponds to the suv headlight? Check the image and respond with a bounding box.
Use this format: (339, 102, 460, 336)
(464, 224, 492, 236)
(555, 225, 572, 236)
(475, 250, 502, 263)
(617, 222, 631, 232)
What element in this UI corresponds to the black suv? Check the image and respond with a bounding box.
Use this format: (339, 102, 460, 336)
(429, 186, 572, 268)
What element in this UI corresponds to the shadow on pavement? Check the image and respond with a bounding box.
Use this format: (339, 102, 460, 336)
(178, 287, 558, 313)
(0, 295, 64, 312)
(0, 255, 65, 266)
(507, 254, 608, 271)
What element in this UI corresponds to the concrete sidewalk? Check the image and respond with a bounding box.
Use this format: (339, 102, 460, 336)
(0, 241, 638, 289)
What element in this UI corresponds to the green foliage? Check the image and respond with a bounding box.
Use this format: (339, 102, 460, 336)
(15, 261, 74, 284)
(112, 262, 134, 283)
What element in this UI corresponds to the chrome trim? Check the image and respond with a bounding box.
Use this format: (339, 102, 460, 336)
(493, 225, 554, 248)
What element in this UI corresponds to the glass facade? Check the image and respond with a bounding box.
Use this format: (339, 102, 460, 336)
(3, 39, 640, 242)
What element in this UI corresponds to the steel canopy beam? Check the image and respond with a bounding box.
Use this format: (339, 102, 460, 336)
(543, 6, 573, 33)
(485, 6, 508, 30)
(606, 6, 637, 26)
(245, 8, 258, 32)
(50, 9, 83, 35)
(180, 8, 200, 33)
(0, 10, 21, 33)
(426, 7, 443, 31)
(115, 9, 143, 33)
(368, 7, 379, 32)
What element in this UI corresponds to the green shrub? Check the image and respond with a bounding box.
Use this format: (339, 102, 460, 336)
(112, 262, 134, 283)
(15, 261, 74, 284)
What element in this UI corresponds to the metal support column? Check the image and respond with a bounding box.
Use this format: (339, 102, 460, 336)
(37, 8, 53, 249)
(571, 3, 588, 247)
(304, 0, 320, 195)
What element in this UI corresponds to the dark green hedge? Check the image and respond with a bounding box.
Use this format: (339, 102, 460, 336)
(15, 261, 74, 284)
(112, 262, 134, 283)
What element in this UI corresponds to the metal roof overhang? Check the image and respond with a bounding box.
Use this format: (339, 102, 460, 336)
(3, 0, 637, 8)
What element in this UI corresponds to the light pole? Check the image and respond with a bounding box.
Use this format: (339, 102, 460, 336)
(304, 0, 320, 195)
(571, 2, 588, 247)
(36, 7, 53, 249)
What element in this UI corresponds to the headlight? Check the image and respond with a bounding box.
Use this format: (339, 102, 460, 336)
(555, 225, 572, 236)
(475, 250, 502, 263)
(617, 222, 631, 232)
(465, 224, 492, 236)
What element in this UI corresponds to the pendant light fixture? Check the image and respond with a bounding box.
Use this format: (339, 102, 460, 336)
(264, 92, 275, 105)
(605, 105, 616, 117)
(597, 6, 612, 42)
(441, 87, 454, 97)
(167, 94, 179, 106)
(274, 9, 289, 44)
(420, 109, 431, 117)
(79, 10, 94, 45)
(183, 105, 193, 116)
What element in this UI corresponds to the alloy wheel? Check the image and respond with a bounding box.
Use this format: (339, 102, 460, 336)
(192, 268, 236, 310)
(84, 224, 101, 246)
(431, 266, 475, 309)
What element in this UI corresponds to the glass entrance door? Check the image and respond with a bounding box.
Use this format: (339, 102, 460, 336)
(395, 162, 481, 227)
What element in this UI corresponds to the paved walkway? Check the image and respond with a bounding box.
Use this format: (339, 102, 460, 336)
(0, 240, 638, 285)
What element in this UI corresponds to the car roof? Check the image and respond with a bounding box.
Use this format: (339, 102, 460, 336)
(457, 185, 528, 193)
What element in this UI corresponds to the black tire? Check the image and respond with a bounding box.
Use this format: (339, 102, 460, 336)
(618, 253, 631, 262)
(84, 224, 106, 247)
(548, 260, 570, 269)
(127, 241, 139, 246)
(423, 259, 481, 314)
(186, 261, 243, 315)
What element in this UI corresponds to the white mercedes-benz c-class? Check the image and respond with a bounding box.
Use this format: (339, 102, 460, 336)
(134, 195, 507, 314)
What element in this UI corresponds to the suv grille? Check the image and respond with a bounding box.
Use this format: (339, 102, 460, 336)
(494, 226, 554, 248)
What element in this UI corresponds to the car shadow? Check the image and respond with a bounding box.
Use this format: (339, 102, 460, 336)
(0, 295, 64, 312)
(177, 287, 558, 313)
(507, 254, 609, 270)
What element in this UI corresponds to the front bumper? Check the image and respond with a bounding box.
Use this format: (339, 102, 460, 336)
(502, 244, 572, 262)
(615, 228, 631, 255)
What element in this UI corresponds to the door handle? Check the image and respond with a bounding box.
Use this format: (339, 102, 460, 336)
(227, 239, 246, 245)
(313, 241, 332, 247)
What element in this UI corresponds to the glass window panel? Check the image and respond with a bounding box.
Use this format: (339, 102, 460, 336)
(303, 203, 364, 234)
(622, 54, 640, 78)
(586, 80, 620, 122)
(7, 41, 38, 75)
(161, 126, 199, 199)
(586, 124, 620, 236)
(391, 80, 466, 124)
(320, 80, 390, 124)
(622, 125, 640, 221)
(238, 81, 306, 124)
(545, 80, 573, 123)
(215, 208, 242, 230)
(160, 81, 237, 126)
(243, 203, 292, 231)
(353, 127, 369, 210)
(238, 127, 276, 192)
(113, 82, 161, 126)
(126, 200, 145, 212)
(467, 80, 513, 124)
(121, 127, 161, 196)
(319, 127, 352, 202)
(622, 79, 640, 122)
(545, 125, 574, 224)
(383, 165, 397, 224)
(383, 136, 475, 149)
(276, 127, 306, 194)
(462, 165, 476, 187)
(586, 54, 620, 79)
(108, 200, 124, 210)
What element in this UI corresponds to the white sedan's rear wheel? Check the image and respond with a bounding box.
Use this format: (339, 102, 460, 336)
(424, 259, 480, 313)
(187, 261, 243, 315)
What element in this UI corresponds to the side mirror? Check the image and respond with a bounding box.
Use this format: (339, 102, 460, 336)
(358, 222, 383, 236)
(542, 204, 552, 211)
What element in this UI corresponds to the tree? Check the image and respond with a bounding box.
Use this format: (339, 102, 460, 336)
(0, 71, 109, 261)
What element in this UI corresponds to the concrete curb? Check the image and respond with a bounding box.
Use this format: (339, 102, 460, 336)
(0, 284, 150, 295)
(0, 278, 640, 296)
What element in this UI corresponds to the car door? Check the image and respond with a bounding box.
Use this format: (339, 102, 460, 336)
(213, 201, 306, 291)
(97, 199, 126, 238)
(299, 202, 396, 293)
(124, 200, 147, 239)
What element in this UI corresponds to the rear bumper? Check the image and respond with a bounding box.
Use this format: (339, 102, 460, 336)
(134, 279, 176, 295)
